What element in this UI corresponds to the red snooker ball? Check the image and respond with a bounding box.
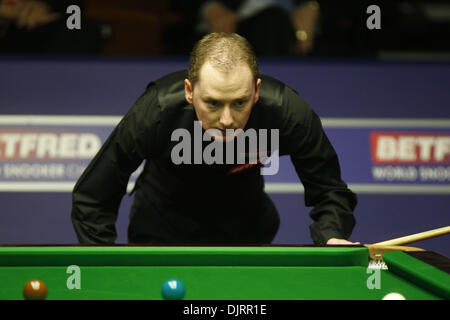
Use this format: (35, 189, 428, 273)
(23, 280, 48, 300)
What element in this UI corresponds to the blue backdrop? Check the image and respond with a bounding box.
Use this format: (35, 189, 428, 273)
(0, 56, 449, 256)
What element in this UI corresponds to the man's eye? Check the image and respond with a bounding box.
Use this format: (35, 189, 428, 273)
(233, 100, 245, 107)
(208, 101, 220, 107)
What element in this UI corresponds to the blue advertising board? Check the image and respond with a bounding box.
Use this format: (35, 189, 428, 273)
(0, 57, 449, 256)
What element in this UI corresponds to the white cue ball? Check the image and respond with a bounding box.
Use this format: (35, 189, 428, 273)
(382, 292, 406, 300)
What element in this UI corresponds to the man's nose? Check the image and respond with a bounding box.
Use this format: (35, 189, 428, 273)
(219, 106, 234, 128)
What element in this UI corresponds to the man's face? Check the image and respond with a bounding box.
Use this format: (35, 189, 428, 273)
(185, 62, 261, 142)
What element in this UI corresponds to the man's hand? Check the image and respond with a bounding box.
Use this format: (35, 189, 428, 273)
(204, 2, 239, 33)
(326, 238, 360, 245)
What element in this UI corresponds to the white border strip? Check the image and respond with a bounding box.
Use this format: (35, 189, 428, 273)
(264, 183, 450, 194)
(321, 118, 450, 128)
(0, 182, 137, 193)
(1, 115, 450, 128)
(0, 115, 121, 126)
(350, 183, 450, 194)
(1, 182, 450, 194)
(0, 182, 76, 192)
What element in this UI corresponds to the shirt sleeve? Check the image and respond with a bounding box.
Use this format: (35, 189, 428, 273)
(282, 86, 357, 245)
(71, 85, 161, 244)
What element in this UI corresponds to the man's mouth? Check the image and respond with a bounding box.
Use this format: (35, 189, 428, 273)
(211, 128, 237, 141)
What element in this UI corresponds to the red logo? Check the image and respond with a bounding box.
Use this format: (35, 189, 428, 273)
(370, 132, 450, 164)
(227, 149, 269, 175)
(0, 130, 101, 160)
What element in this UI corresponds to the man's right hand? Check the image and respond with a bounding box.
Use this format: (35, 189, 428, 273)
(326, 238, 361, 245)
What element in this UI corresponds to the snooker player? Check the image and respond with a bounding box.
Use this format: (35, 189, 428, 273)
(71, 32, 359, 246)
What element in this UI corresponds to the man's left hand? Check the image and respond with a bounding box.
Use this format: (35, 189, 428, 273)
(326, 238, 360, 245)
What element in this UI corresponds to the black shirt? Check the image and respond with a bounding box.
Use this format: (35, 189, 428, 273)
(71, 70, 357, 245)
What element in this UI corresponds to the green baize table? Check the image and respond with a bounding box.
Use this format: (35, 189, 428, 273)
(0, 245, 449, 300)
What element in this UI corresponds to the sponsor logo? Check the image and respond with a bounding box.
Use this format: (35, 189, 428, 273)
(0, 131, 101, 160)
(371, 132, 450, 164)
(370, 132, 450, 182)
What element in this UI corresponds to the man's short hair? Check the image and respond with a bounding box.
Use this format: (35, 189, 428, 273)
(188, 32, 259, 85)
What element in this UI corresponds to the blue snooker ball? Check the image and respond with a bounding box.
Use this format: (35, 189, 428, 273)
(161, 279, 185, 300)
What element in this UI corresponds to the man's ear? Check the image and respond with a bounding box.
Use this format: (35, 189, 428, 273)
(254, 78, 262, 103)
(185, 79, 193, 104)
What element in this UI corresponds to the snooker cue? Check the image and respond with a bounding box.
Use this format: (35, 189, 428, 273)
(364, 226, 450, 263)
(372, 226, 450, 246)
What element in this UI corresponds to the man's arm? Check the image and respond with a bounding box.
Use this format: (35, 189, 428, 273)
(282, 86, 357, 245)
(71, 85, 160, 244)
